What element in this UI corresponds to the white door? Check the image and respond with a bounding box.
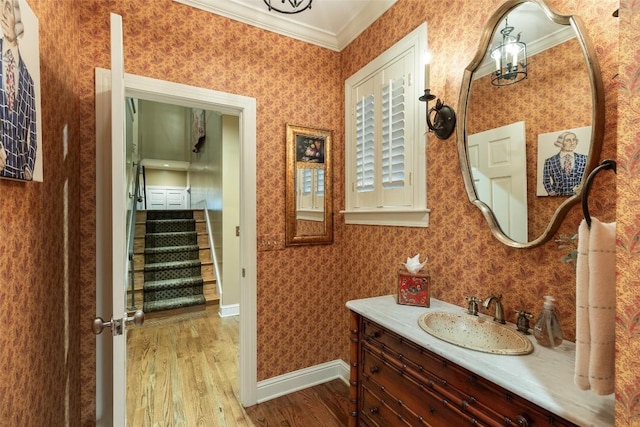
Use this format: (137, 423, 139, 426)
(167, 189, 186, 209)
(468, 122, 528, 243)
(109, 13, 129, 426)
(147, 188, 167, 209)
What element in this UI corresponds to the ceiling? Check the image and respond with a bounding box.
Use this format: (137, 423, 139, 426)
(173, 0, 398, 51)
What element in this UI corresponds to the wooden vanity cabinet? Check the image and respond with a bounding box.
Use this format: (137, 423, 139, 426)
(349, 312, 577, 427)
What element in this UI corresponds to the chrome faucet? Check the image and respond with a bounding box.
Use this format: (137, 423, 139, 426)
(483, 294, 505, 324)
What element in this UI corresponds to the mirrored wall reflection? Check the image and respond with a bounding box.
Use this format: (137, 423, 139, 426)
(458, 0, 604, 247)
(285, 124, 333, 246)
(295, 166, 326, 236)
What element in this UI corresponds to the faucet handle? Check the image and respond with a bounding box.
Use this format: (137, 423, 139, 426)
(465, 296, 479, 316)
(514, 309, 533, 334)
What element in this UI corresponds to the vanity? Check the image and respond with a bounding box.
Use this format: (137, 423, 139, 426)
(347, 296, 614, 427)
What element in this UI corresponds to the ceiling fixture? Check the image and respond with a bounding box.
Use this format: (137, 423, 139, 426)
(264, 0, 312, 14)
(490, 18, 527, 86)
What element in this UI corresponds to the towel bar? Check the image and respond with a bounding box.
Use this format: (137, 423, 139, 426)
(581, 159, 616, 228)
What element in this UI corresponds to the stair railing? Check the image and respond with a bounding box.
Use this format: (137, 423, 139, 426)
(126, 159, 144, 310)
(203, 204, 223, 300)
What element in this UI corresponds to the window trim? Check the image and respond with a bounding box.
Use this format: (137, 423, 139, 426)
(342, 23, 429, 227)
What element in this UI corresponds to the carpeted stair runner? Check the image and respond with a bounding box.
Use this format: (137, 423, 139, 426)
(143, 210, 206, 312)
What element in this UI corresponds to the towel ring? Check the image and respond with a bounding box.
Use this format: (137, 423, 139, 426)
(581, 159, 616, 228)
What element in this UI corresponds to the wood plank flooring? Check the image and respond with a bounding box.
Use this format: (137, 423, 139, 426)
(127, 304, 350, 426)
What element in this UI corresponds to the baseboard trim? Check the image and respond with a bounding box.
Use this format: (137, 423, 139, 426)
(256, 359, 350, 403)
(219, 303, 239, 318)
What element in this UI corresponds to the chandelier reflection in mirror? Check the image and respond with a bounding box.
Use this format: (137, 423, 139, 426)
(490, 19, 528, 86)
(264, 0, 312, 14)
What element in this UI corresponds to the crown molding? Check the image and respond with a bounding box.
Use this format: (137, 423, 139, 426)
(174, 0, 397, 52)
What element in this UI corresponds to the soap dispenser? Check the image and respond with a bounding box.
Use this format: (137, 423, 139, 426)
(533, 296, 563, 348)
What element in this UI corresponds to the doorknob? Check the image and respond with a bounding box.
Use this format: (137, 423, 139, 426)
(93, 310, 145, 335)
(126, 310, 145, 327)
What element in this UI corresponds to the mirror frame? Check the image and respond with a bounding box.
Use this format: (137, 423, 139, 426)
(456, 0, 605, 248)
(285, 124, 334, 246)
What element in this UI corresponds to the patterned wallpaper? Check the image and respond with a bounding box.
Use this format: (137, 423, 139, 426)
(0, 0, 82, 425)
(614, 0, 640, 423)
(1, 0, 634, 425)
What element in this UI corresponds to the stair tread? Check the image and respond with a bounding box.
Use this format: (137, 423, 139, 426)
(145, 231, 197, 236)
(146, 218, 195, 223)
(144, 244, 199, 254)
(143, 295, 206, 313)
(144, 276, 204, 291)
(144, 259, 201, 271)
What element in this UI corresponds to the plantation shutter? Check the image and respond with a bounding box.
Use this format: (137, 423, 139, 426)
(316, 169, 324, 198)
(297, 168, 313, 209)
(343, 22, 428, 226)
(381, 76, 406, 190)
(356, 93, 375, 193)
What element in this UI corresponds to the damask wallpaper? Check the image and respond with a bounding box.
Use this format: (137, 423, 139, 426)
(0, 0, 637, 425)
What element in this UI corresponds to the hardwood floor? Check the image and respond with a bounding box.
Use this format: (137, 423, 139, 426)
(127, 304, 350, 426)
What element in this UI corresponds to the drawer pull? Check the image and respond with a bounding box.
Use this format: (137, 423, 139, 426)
(515, 414, 531, 427)
(367, 331, 381, 339)
(370, 366, 380, 374)
(369, 406, 379, 415)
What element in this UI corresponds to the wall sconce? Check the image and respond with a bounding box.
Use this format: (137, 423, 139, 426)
(418, 56, 456, 140)
(490, 18, 527, 86)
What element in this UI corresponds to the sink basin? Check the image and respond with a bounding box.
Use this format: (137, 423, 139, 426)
(418, 311, 533, 355)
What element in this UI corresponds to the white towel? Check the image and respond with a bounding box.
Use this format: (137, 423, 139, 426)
(574, 220, 591, 390)
(574, 218, 616, 395)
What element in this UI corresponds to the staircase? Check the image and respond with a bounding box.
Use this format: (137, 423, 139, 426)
(129, 209, 218, 314)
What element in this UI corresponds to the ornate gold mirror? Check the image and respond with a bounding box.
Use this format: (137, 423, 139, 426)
(457, 0, 604, 248)
(285, 124, 333, 246)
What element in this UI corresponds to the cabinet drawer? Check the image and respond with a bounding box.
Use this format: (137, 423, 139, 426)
(361, 382, 415, 427)
(362, 345, 481, 427)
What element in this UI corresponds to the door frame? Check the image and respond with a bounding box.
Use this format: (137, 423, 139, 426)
(95, 69, 258, 424)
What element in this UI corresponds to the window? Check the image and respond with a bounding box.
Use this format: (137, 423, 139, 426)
(344, 23, 429, 227)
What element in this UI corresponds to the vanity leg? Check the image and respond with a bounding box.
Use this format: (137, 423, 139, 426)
(349, 311, 361, 427)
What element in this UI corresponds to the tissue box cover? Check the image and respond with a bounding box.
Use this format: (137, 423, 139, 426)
(397, 269, 430, 307)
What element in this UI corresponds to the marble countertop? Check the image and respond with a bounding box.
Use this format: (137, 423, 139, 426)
(346, 295, 614, 427)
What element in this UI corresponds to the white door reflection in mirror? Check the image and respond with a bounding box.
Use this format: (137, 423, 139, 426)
(468, 122, 527, 243)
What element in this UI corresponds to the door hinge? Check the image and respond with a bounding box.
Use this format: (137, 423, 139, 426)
(236, 226, 240, 237)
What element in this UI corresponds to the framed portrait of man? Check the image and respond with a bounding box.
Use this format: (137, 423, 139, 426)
(536, 126, 591, 197)
(0, 0, 42, 182)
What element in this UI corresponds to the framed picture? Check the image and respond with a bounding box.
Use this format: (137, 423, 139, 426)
(536, 125, 592, 196)
(293, 127, 326, 165)
(0, 0, 42, 182)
